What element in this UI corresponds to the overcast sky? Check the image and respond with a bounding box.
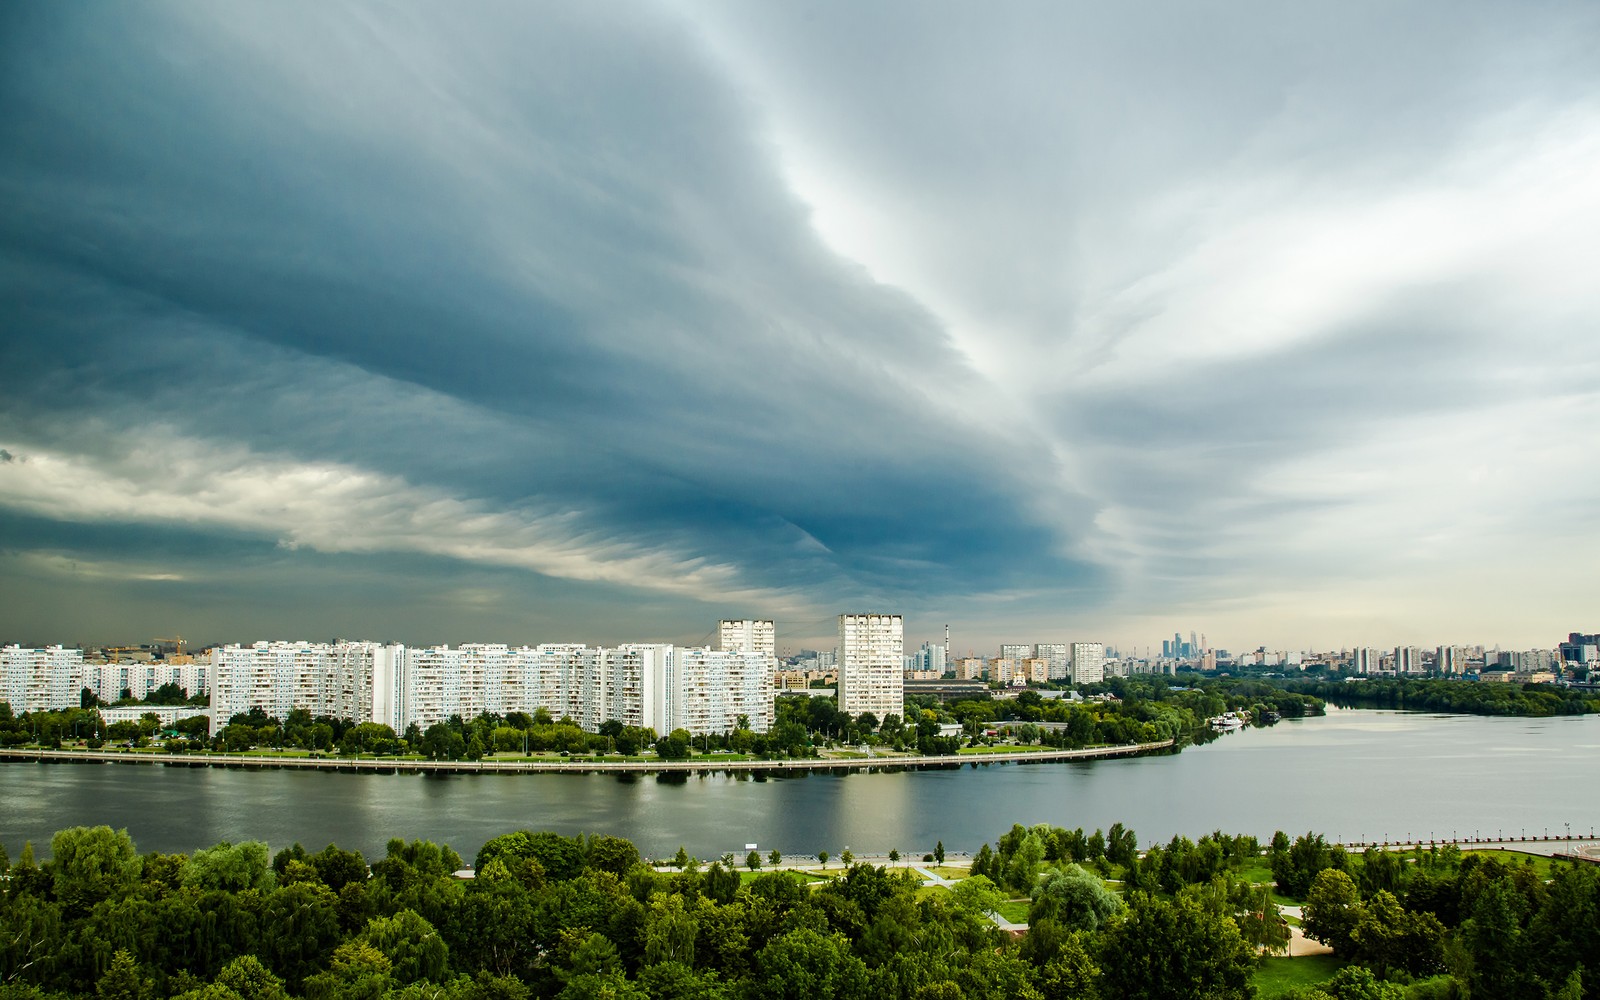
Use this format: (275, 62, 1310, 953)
(3, 2, 1597, 655)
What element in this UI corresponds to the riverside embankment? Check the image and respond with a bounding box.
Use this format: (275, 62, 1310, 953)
(0, 739, 1173, 775)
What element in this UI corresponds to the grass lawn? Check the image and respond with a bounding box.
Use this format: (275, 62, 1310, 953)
(996, 900, 1030, 923)
(736, 869, 826, 885)
(929, 865, 971, 879)
(1253, 954, 1345, 998)
(1236, 861, 1276, 885)
(1462, 848, 1570, 879)
(957, 744, 1044, 755)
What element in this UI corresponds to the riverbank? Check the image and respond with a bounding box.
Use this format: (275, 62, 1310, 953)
(0, 739, 1173, 774)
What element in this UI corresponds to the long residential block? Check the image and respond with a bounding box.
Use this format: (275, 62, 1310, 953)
(209, 641, 775, 735)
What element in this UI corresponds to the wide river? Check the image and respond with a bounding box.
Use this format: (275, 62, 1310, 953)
(1, 707, 1594, 862)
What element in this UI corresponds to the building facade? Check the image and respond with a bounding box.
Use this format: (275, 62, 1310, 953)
(718, 620, 776, 657)
(1035, 643, 1070, 680)
(1070, 642, 1106, 685)
(838, 613, 904, 719)
(1000, 644, 1033, 664)
(209, 640, 772, 736)
(1, 645, 85, 713)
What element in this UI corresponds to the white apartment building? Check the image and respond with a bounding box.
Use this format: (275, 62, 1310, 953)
(1070, 642, 1106, 685)
(838, 613, 903, 719)
(1000, 644, 1033, 664)
(3, 645, 213, 714)
(718, 620, 776, 657)
(1035, 643, 1070, 681)
(81, 661, 210, 704)
(666, 647, 775, 734)
(211, 640, 773, 736)
(1352, 647, 1381, 674)
(1, 645, 84, 713)
(1394, 646, 1423, 675)
(211, 641, 402, 723)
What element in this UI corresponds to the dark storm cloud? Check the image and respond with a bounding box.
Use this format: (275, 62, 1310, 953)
(0, 0, 1101, 642)
(5, 0, 1598, 649)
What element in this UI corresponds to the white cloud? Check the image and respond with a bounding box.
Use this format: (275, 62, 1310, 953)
(0, 430, 797, 608)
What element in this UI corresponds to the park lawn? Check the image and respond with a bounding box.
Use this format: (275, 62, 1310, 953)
(1253, 954, 1345, 998)
(737, 869, 823, 885)
(929, 865, 971, 879)
(996, 900, 1030, 923)
(957, 744, 1043, 755)
(1236, 860, 1276, 885)
(1462, 849, 1565, 878)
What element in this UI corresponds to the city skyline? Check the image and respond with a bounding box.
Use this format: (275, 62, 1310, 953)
(3, 3, 1598, 653)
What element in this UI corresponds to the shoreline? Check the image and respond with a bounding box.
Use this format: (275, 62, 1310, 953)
(0, 739, 1174, 775)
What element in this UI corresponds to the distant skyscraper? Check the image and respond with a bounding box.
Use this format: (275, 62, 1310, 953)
(1394, 646, 1422, 675)
(1435, 646, 1461, 675)
(719, 619, 775, 657)
(838, 613, 904, 719)
(915, 641, 947, 675)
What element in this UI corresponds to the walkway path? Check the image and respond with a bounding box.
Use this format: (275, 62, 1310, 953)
(0, 741, 1173, 775)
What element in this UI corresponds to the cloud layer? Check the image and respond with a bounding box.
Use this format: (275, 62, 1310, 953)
(2, 1, 1597, 650)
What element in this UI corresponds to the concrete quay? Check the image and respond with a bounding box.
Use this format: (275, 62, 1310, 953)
(0, 739, 1174, 775)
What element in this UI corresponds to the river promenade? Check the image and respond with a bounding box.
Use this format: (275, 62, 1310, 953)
(0, 739, 1173, 775)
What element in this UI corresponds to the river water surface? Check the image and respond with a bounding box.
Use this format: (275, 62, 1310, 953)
(2, 707, 1593, 861)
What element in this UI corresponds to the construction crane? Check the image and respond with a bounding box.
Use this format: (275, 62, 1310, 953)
(152, 636, 187, 661)
(105, 646, 138, 664)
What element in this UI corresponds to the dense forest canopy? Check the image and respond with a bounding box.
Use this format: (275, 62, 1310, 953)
(2, 818, 1592, 1000)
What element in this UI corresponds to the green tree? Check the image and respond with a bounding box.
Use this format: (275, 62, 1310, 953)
(1097, 891, 1255, 1000)
(360, 909, 448, 984)
(950, 874, 1004, 919)
(259, 881, 343, 988)
(1303, 868, 1363, 955)
(1349, 890, 1444, 977)
(585, 834, 641, 879)
(302, 941, 393, 1000)
(644, 894, 698, 966)
(656, 729, 692, 761)
(1029, 864, 1123, 932)
(1318, 966, 1404, 1000)
(0, 890, 64, 983)
(747, 851, 762, 871)
(213, 956, 291, 1000)
(747, 928, 869, 1000)
(95, 949, 151, 1000)
(50, 825, 142, 914)
(183, 841, 275, 892)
